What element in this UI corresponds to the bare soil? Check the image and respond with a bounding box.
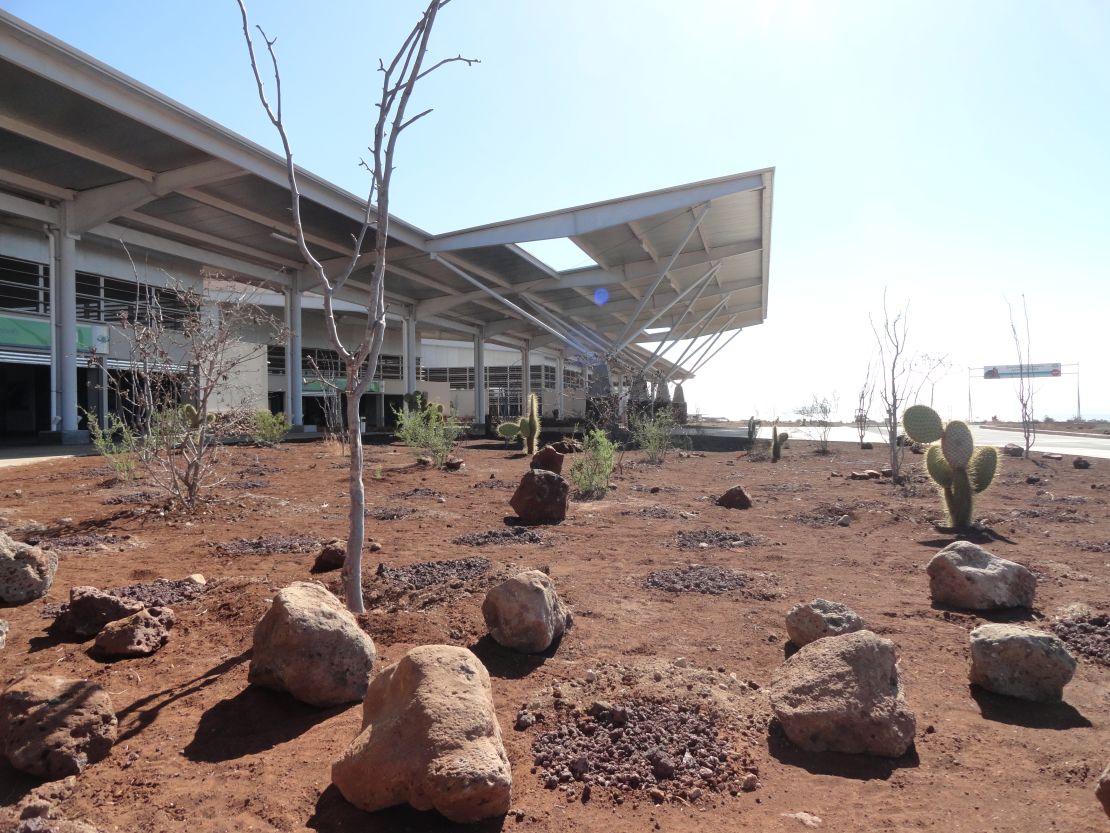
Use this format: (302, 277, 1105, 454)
(0, 439, 1107, 832)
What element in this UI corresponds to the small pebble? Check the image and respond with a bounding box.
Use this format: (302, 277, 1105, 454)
(585, 669, 597, 683)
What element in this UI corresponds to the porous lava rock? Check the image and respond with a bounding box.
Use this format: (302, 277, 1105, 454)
(0, 675, 117, 779)
(56, 586, 145, 638)
(93, 606, 175, 658)
(785, 599, 865, 647)
(248, 581, 376, 707)
(311, 538, 346, 573)
(1097, 763, 1110, 820)
(968, 624, 1077, 702)
(768, 630, 916, 757)
(530, 445, 565, 475)
(1073, 457, 1091, 469)
(0, 532, 57, 604)
(716, 485, 753, 510)
(926, 541, 1036, 610)
(1002, 443, 1024, 458)
(510, 469, 569, 524)
(482, 570, 571, 653)
(332, 645, 512, 823)
(551, 439, 582, 455)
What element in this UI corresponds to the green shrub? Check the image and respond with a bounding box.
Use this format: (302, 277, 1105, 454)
(252, 410, 289, 447)
(628, 408, 678, 465)
(394, 401, 465, 466)
(84, 410, 138, 481)
(569, 428, 616, 498)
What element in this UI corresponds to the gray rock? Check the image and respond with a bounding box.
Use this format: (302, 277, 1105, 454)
(249, 581, 376, 707)
(0, 532, 57, 604)
(769, 630, 916, 757)
(56, 586, 145, 638)
(530, 446, 565, 475)
(1097, 763, 1110, 820)
(968, 624, 1077, 702)
(510, 469, 569, 523)
(0, 619, 7, 650)
(926, 541, 1036, 610)
(482, 570, 572, 653)
(0, 675, 117, 779)
(94, 606, 175, 658)
(716, 485, 753, 510)
(785, 599, 865, 647)
(332, 645, 512, 823)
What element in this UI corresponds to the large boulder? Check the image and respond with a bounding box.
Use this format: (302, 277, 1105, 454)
(0, 532, 57, 604)
(1097, 763, 1110, 820)
(926, 542, 1036, 610)
(716, 485, 753, 510)
(968, 624, 1077, 702)
(785, 599, 865, 647)
(93, 606, 175, 658)
(0, 675, 117, 779)
(248, 581, 376, 707)
(768, 630, 916, 757)
(530, 445, 565, 475)
(56, 587, 145, 638)
(482, 570, 571, 653)
(510, 469, 569, 524)
(332, 645, 511, 823)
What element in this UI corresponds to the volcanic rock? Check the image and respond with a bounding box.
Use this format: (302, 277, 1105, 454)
(530, 445, 565, 475)
(768, 630, 916, 757)
(249, 581, 376, 707)
(785, 599, 865, 647)
(311, 538, 346, 573)
(56, 586, 145, 638)
(482, 570, 572, 653)
(968, 624, 1077, 702)
(332, 645, 512, 823)
(1002, 443, 1024, 458)
(1097, 763, 1110, 819)
(1073, 457, 1091, 469)
(93, 606, 175, 658)
(926, 541, 1036, 610)
(551, 439, 582, 455)
(510, 469, 569, 524)
(0, 532, 57, 604)
(716, 485, 753, 510)
(0, 675, 117, 779)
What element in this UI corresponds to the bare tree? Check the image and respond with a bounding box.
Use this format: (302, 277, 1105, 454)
(238, 0, 475, 612)
(1009, 294, 1036, 457)
(854, 357, 876, 448)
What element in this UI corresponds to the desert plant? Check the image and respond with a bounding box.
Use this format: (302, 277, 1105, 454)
(496, 393, 541, 454)
(393, 400, 464, 466)
(629, 407, 677, 465)
(252, 410, 289, 447)
(796, 394, 838, 454)
(84, 410, 138, 481)
(569, 428, 616, 498)
(747, 416, 761, 441)
(903, 404, 998, 529)
(771, 419, 788, 463)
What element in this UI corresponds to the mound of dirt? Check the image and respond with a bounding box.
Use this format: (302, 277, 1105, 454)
(213, 534, 321, 556)
(391, 487, 444, 499)
(26, 532, 131, 551)
(621, 506, 682, 520)
(452, 528, 545, 546)
(674, 529, 757, 550)
(643, 565, 750, 596)
(1052, 613, 1110, 667)
(471, 479, 517, 490)
(367, 505, 416, 521)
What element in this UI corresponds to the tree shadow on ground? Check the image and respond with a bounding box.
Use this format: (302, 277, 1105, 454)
(969, 686, 1092, 729)
(114, 650, 250, 743)
(467, 634, 557, 680)
(917, 527, 1017, 548)
(0, 759, 42, 808)
(765, 720, 920, 780)
(308, 785, 507, 833)
(184, 685, 348, 763)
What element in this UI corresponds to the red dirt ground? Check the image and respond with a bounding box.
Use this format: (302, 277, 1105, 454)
(1, 439, 1107, 832)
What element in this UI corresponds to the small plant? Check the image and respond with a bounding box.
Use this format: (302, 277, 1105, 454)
(373, 464, 383, 480)
(84, 410, 138, 481)
(903, 404, 998, 529)
(796, 394, 837, 454)
(393, 400, 464, 466)
(495, 393, 542, 454)
(569, 428, 616, 499)
(251, 410, 289, 447)
(747, 416, 761, 441)
(629, 407, 678, 465)
(771, 419, 788, 463)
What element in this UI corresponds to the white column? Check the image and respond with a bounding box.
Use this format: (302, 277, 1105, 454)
(404, 311, 418, 393)
(555, 354, 565, 417)
(285, 279, 304, 426)
(521, 341, 531, 406)
(473, 330, 485, 425)
(55, 216, 79, 434)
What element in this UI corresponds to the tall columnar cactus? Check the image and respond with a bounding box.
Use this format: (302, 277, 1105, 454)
(495, 393, 542, 454)
(771, 419, 787, 463)
(903, 404, 998, 529)
(747, 416, 761, 441)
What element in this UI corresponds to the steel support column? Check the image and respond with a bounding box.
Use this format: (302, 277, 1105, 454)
(521, 341, 531, 407)
(55, 216, 80, 435)
(404, 311, 418, 394)
(556, 354, 565, 416)
(285, 278, 304, 427)
(473, 330, 486, 425)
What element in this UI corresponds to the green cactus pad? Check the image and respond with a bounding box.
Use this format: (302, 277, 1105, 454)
(968, 446, 998, 493)
(941, 420, 975, 468)
(902, 405, 943, 444)
(496, 421, 521, 440)
(925, 444, 953, 488)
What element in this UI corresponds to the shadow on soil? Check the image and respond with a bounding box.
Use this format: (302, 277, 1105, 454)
(185, 685, 348, 763)
(115, 650, 250, 743)
(468, 634, 558, 680)
(0, 759, 44, 808)
(766, 720, 920, 780)
(928, 602, 1040, 624)
(969, 686, 1092, 729)
(916, 528, 1017, 548)
(308, 785, 506, 833)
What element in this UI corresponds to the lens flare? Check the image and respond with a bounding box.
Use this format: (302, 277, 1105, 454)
(593, 287, 609, 305)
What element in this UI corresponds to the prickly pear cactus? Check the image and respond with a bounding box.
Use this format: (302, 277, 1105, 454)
(903, 404, 998, 529)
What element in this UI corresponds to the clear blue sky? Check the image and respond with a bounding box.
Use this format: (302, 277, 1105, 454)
(5, 0, 1108, 421)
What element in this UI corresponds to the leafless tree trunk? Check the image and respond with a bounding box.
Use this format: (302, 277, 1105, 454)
(1009, 295, 1036, 457)
(239, 0, 475, 612)
(855, 357, 875, 448)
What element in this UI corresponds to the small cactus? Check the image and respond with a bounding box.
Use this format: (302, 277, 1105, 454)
(903, 404, 997, 529)
(771, 419, 787, 463)
(747, 416, 761, 441)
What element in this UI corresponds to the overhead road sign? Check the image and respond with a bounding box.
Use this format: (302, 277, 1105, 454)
(983, 363, 1061, 379)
